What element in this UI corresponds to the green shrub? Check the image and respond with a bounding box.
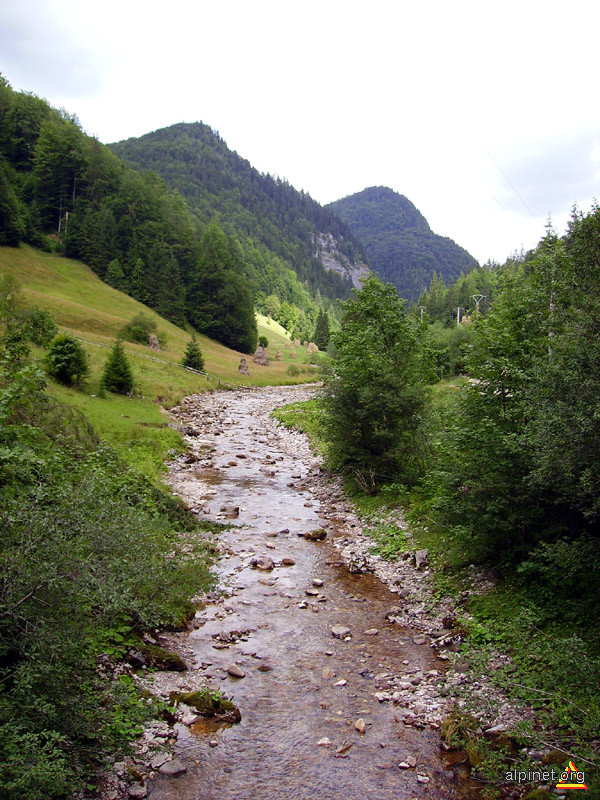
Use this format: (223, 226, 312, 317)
(101, 339, 134, 394)
(286, 364, 300, 376)
(258, 335, 269, 348)
(45, 333, 89, 386)
(118, 313, 166, 348)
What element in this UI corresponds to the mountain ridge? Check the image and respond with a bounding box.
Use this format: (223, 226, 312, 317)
(327, 186, 478, 300)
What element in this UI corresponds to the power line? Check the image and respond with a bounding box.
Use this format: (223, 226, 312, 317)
(486, 149, 536, 218)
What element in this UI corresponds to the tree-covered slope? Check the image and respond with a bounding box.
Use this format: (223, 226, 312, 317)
(327, 186, 478, 301)
(109, 123, 369, 299)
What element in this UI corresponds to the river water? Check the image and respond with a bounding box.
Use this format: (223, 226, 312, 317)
(148, 385, 462, 800)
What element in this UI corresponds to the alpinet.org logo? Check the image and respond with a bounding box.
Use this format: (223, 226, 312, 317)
(505, 760, 588, 790)
(556, 761, 588, 790)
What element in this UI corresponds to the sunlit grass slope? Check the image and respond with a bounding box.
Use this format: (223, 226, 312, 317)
(1, 244, 320, 478)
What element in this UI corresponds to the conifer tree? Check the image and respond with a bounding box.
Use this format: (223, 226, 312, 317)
(101, 339, 133, 394)
(313, 308, 331, 349)
(182, 333, 204, 372)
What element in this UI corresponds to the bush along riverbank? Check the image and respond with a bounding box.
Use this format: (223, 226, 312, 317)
(273, 398, 600, 800)
(0, 313, 217, 799)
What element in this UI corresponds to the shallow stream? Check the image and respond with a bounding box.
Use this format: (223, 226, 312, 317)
(149, 385, 463, 800)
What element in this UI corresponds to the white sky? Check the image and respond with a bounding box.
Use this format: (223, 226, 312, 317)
(2, 0, 599, 264)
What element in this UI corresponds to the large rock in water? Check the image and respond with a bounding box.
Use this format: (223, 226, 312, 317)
(253, 346, 269, 366)
(238, 357, 250, 375)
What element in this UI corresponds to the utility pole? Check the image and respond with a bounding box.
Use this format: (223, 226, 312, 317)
(419, 306, 426, 323)
(470, 294, 486, 314)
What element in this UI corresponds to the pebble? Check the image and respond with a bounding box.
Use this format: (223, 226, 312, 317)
(334, 679, 347, 687)
(317, 737, 332, 747)
(364, 628, 379, 636)
(227, 664, 246, 678)
(354, 718, 366, 734)
(330, 625, 351, 639)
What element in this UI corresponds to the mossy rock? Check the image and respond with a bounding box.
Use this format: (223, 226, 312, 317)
(169, 689, 241, 723)
(139, 644, 186, 671)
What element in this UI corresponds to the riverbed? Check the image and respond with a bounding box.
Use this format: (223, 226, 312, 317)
(144, 385, 463, 800)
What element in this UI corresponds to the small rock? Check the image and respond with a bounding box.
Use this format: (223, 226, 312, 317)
(281, 557, 295, 566)
(257, 663, 273, 672)
(251, 556, 275, 571)
(312, 578, 324, 587)
(354, 718, 366, 734)
(227, 664, 246, 678)
(208, 740, 218, 747)
(305, 588, 320, 596)
(304, 528, 327, 541)
(158, 759, 187, 776)
(412, 635, 429, 645)
(417, 774, 430, 784)
(376, 763, 395, 769)
(334, 679, 347, 687)
(407, 756, 417, 768)
(330, 625, 351, 639)
(317, 737, 332, 747)
(364, 628, 379, 636)
(414, 549, 429, 569)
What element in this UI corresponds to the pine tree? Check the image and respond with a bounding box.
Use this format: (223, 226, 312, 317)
(182, 334, 205, 372)
(313, 308, 331, 350)
(101, 339, 133, 394)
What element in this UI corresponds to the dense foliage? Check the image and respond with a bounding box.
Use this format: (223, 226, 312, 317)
(322, 276, 425, 492)
(328, 186, 478, 301)
(424, 211, 600, 587)
(0, 285, 212, 798)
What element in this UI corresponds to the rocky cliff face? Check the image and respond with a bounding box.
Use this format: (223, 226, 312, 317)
(315, 233, 370, 288)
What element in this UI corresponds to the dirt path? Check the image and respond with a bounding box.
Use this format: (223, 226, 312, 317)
(141, 385, 464, 800)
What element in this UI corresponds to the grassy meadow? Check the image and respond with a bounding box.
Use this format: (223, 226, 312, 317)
(1, 244, 321, 478)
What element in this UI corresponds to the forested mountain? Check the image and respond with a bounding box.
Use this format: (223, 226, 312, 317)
(109, 122, 369, 299)
(327, 186, 478, 301)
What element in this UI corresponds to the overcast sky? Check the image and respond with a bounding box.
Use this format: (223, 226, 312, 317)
(2, 0, 599, 264)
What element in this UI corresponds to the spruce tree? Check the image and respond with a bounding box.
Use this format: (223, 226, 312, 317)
(101, 339, 133, 394)
(182, 333, 205, 372)
(313, 309, 331, 350)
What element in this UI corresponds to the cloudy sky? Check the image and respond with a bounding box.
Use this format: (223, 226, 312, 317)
(2, 0, 599, 264)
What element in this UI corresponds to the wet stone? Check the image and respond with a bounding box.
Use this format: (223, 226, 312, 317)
(158, 759, 187, 776)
